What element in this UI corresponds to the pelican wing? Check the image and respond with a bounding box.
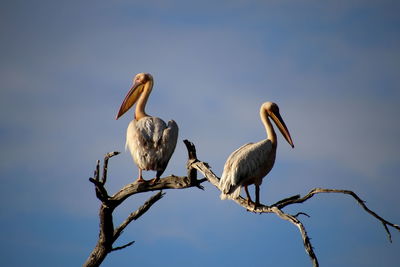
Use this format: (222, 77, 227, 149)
(158, 119, 179, 169)
(219, 140, 273, 199)
(126, 117, 178, 173)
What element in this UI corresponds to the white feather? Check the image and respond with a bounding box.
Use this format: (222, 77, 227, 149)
(126, 116, 178, 175)
(219, 139, 274, 200)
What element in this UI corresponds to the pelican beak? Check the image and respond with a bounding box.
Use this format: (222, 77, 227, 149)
(115, 81, 144, 120)
(270, 110, 294, 148)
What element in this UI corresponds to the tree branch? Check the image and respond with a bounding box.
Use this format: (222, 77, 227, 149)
(111, 241, 135, 252)
(89, 178, 109, 202)
(110, 174, 204, 206)
(113, 191, 165, 242)
(273, 188, 400, 242)
(102, 151, 120, 184)
(189, 149, 399, 267)
(271, 206, 318, 267)
(84, 141, 207, 267)
(84, 140, 399, 267)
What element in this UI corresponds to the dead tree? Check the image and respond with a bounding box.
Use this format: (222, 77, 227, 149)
(83, 140, 206, 267)
(84, 140, 399, 267)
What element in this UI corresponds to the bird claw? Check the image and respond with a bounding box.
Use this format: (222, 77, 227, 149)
(245, 198, 260, 212)
(149, 177, 160, 185)
(254, 202, 260, 210)
(136, 177, 146, 183)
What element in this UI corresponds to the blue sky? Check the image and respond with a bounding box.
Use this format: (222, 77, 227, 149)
(1, 0, 399, 266)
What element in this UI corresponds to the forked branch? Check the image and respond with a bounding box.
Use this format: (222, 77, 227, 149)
(84, 140, 399, 267)
(188, 142, 399, 267)
(113, 191, 165, 243)
(273, 188, 400, 243)
(84, 141, 207, 267)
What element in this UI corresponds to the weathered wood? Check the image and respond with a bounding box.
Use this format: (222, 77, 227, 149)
(83, 141, 206, 267)
(189, 156, 400, 267)
(273, 188, 400, 242)
(102, 152, 120, 184)
(83, 204, 114, 267)
(110, 175, 202, 205)
(84, 140, 399, 267)
(113, 191, 165, 243)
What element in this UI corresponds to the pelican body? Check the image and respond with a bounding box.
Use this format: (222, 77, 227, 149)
(116, 73, 178, 183)
(219, 102, 294, 206)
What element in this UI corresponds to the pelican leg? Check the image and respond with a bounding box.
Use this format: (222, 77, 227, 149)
(244, 185, 254, 205)
(255, 185, 260, 208)
(149, 170, 163, 185)
(136, 169, 146, 183)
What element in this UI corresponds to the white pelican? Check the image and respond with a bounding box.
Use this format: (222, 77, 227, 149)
(219, 102, 294, 207)
(116, 73, 178, 183)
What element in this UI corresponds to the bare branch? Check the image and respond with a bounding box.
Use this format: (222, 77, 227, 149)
(184, 139, 200, 187)
(272, 188, 400, 242)
(111, 241, 135, 252)
(89, 178, 109, 202)
(183, 139, 197, 160)
(293, 212, 311, 218)
(84, 140, 207, 267)
(189, 160, 320, 265)
(110, 174, 205, 206)
(85, 140, 399, 267)
(271, 206, 319, 267)
(102, 151, 120, 184)
(94, 160, 100, 181)
(191, 161, 220, 188)
(113, 191, 165, 242)
(189, 152, 399, 267)
(273, 194, 301, 206)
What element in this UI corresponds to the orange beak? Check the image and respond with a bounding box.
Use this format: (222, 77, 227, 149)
(115, 81, 144, 120)
(269, 110, 294, 148)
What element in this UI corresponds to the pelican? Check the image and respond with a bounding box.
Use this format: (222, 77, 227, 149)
(116, 73, 178, 183)
(219, 102, 294, 207)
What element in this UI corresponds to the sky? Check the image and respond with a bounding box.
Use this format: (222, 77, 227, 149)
(1, 0, 399, 266)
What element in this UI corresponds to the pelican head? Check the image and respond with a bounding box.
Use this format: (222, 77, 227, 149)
(262, 102, 294, 148)
(116, 73, 154, 120)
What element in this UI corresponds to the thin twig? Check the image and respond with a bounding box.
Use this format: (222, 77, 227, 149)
(189, 154, 399, 267)
(113, 191, 165, 242)
(271, 206, 319, 267)
(102, 151, 120, 184)
(274, 188, 400, 242)
(94, 160, 100, 181)
(89, 178, 109, 202)
(293, 212, 311, 218)
(111, 241, 135, 252)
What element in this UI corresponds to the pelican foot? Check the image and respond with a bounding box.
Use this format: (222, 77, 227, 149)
(246, 198, 254, 206)
(149, 177, 160, 185)
(136, 177, 146, 183)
